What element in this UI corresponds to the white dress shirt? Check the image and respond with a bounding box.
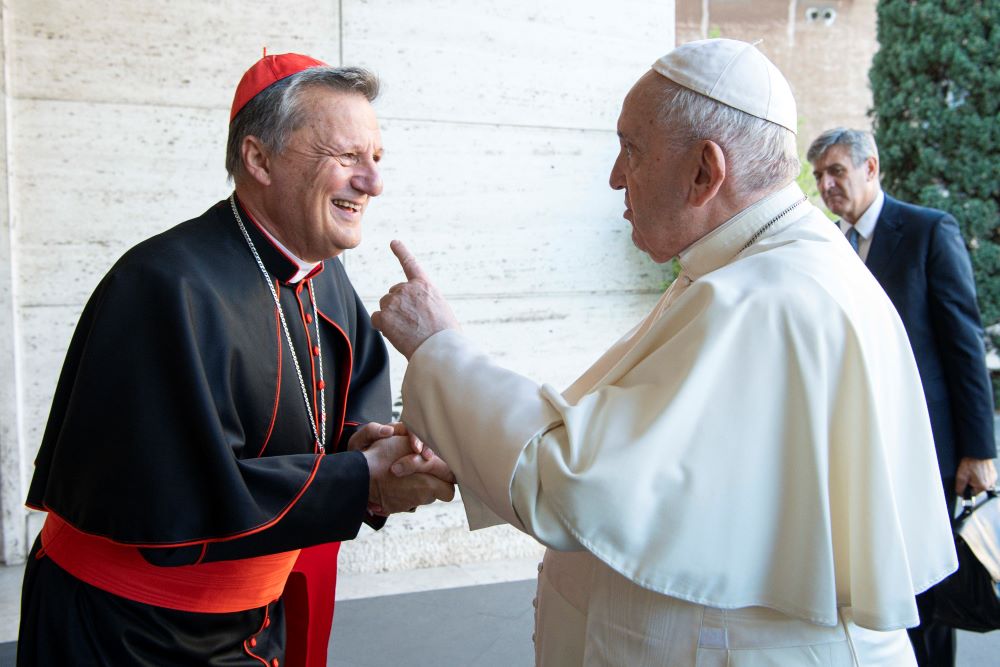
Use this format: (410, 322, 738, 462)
(838, 188, 885, 262)
(255, 223, 321, 283)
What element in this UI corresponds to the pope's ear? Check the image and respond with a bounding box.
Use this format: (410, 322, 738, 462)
(241, 136, 272, 186)
(690, 140, 726, 207)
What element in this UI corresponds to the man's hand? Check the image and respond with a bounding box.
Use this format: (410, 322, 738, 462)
(348, 421, 452, 482)
(955, 457, 998, 496)
(361, 432, 455, 515)
(348, 421, 422, 454)
(390, 444, 455, 485)
(371, 240, 460, 359)
(347, 422, 397, 452)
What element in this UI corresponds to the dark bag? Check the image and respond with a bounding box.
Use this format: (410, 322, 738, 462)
(932, 489, 1000, 632)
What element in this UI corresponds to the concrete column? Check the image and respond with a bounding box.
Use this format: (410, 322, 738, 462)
(0, 4, 27, 565)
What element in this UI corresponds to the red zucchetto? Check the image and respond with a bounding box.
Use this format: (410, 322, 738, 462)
(230, 52, 328, 121)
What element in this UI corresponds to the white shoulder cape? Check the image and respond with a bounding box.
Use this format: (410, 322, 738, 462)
(402, 186, 957, 631)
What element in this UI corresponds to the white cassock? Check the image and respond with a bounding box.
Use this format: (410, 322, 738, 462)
(401, 182, 957, 666)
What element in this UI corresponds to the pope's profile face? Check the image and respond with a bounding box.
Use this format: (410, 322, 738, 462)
(265, 87, 383, 261)
(609, 72, 695, 264)
(811, 144, 877, 225)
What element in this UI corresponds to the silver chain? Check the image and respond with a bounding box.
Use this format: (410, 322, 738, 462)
(739, 196, 808, 254)
(230, 194, 327, 453)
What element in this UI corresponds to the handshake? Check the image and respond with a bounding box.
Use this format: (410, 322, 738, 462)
(348, 422, 456, 516)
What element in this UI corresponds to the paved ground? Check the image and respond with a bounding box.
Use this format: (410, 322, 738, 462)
(330, 579, 1000, 666)
(1, 559, 997, 665)
(331, 580, 536, 666)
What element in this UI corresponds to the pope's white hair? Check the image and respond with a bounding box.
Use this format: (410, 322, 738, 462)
(655, 81, 799, 198)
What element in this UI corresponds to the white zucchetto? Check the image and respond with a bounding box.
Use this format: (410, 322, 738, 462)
(652, 38, 798, 134)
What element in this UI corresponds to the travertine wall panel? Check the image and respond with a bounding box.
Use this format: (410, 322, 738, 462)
(0, 7, 28, 564)
(13, 307, 78, 453)
(343, 0, 671, 129)
(339, 494, 546, 574)
(347, 119, 660, 300)
(353, 292, 660, 421)
(10, 0, 339, 108)
(12, 98, 231, 307)
(14, 107, 659, 308)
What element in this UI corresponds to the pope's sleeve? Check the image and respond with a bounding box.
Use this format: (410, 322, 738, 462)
(401, 329, 584, 550)
(28, 258, 372, 550)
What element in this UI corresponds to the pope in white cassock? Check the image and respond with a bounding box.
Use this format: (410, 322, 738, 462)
(372, 39, 958, 666)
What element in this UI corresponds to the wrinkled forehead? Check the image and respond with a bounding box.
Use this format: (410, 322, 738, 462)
(307, 87, 378, 120)
(299, 88, 382, 140)
(619, 71, 667, 128)
(813, 144, 854, 169)
(626, 71, 668, 109)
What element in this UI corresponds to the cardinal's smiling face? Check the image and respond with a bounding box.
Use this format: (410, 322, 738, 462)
(263, 86, 384, 261)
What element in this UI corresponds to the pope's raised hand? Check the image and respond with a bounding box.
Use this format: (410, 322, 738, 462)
(371, 240, 460, 359)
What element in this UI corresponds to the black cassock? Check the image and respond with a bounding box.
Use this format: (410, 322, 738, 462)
(19, 198, 391, 666)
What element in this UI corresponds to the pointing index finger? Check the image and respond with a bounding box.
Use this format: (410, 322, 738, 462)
(390, 240, 428, 282)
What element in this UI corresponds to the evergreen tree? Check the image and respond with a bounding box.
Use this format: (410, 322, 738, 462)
(869, 0, 1000, 331)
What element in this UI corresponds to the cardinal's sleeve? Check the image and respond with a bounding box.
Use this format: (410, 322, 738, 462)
(27, 256, 379, 558)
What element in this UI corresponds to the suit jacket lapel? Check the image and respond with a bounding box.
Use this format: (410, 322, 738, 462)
(865, 195, 904, 278)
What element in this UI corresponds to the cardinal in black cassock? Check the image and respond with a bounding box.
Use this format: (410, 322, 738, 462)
(18, 53, 401, 667)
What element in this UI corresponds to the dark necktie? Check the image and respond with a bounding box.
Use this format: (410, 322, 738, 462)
(847, 226, 860, 254)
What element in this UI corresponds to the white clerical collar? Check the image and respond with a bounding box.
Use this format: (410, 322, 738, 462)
(255, 224, 321, 283)
(678, 181, 809, 280)
(838, 188, 884, 240)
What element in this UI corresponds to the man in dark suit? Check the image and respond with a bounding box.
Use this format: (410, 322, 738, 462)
(808, 127, 998, 667)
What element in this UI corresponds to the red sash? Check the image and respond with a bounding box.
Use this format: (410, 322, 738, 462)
(41, 514, 299, 613)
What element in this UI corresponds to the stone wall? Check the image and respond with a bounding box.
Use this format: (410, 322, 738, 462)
(676, 0, 878, 150)
(0, 2, 674, 568)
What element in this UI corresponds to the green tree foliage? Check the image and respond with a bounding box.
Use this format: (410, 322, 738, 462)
(869, 0, 1000, 327)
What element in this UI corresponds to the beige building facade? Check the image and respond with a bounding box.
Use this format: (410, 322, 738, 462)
(677, 0, 878, 149)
